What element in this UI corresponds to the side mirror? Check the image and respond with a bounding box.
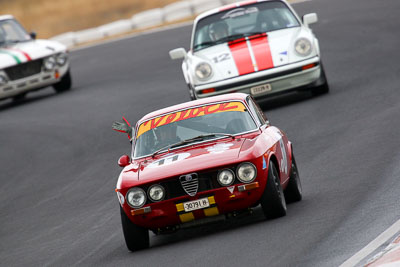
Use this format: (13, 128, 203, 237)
(303, 13, 318, 28)
(118, 155, 130, 167)
(30, 31, 37, 39)
(169, 48, 187, 60)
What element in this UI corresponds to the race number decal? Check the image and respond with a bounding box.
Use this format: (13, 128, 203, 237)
(278, 138, 288, 175)
(148, 153, 191, 168)
(270, 130, 288, 175)
(212, 53, 230, 63)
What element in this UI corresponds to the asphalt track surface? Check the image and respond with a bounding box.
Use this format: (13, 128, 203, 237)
(1, 0, 400, 266)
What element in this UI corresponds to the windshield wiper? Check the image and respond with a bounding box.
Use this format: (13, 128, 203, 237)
(194, 41, 217, 50)
(151, 133, 235, 158)
(219, 32, 266, 43)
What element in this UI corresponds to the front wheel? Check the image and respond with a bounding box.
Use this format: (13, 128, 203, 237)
(12, 92, 27, 102)
(188, 85, 197, 101)
(311, 64, 329, 96)
(260, 161, 287, 219)
(53, 70, 72, 93)
(120, 206, 149, 252)
(284, 153, 302, 203)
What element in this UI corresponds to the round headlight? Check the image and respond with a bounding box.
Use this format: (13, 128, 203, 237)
(294, 38, 312, 57)
(0, 74, 8, 86)
(43, 56, 56, 71)
(148, 184, 165, 202)
(237, 162, 257, 183)
(56, 53, 68, 66)
(217, 169, 235, 186)
(126, 187, 146, 208)
(195, 62, 212, 80)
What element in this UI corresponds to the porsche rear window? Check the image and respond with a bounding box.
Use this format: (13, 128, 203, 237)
(133, 101, 257, 158)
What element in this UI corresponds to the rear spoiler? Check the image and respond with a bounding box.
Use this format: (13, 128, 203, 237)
(112, 116, 133, 140)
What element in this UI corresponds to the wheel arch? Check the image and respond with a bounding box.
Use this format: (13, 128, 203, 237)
(266, 153, 280, 181)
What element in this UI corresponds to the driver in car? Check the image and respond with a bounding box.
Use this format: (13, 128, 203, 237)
(209, 21, 229, 42)
(155, 123, 181, 149)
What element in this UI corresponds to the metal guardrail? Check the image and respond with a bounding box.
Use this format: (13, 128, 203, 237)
(50, 0, 239, 47)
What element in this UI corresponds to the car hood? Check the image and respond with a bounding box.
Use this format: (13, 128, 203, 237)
(0, 39, 66, 69)
(137, 138, 247, 182)
(191, 27, 315, 83)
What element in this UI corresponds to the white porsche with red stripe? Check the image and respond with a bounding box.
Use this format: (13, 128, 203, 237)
(169, 0, 329, 101)
(0, 15, 71, 101)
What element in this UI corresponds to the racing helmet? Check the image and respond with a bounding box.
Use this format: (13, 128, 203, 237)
(209, 21, 229, 41)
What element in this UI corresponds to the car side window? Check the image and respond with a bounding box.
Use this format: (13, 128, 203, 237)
(247, 96, 268, 125)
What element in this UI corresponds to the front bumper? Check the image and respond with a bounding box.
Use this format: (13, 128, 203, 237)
(194, 57, 321, 99)
(122, 178, 267, 230)
(0, 62, 69, 100)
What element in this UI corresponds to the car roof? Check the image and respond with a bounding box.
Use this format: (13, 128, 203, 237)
(194, 0, 285, 24)
(138, 93, 249, 123)
(0, 15, 14, 21)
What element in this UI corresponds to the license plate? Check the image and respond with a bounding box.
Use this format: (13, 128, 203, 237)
(183, 198, 210, 212)
(251, 83, 272, 95)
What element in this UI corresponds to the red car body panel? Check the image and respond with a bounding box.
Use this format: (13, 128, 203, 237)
(116, 93, 293, 230)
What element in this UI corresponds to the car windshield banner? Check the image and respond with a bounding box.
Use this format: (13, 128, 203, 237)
(136, 101, 246, 138)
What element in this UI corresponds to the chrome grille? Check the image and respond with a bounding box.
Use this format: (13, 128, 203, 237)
(4, 59, 43, 81)
(179, 173, 198, 197)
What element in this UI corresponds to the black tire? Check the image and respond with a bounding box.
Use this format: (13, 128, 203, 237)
(12, 92, 27, 102)
(260, 161, 287, 219)
(120, 206, 149, 252)
(53, 70, 72, 93)
(311, 64, 329, 96)
(284, 153, 302, 203)
(188, 85, 197, 101)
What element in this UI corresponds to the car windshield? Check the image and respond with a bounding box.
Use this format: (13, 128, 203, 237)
(0, 19, 31, 46)
(192, 1, 300, 51)
(133, 101, 258, 158)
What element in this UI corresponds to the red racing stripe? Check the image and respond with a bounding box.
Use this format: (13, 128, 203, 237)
(249, 35, 274, 71)
(229, 39, 254, 75)
(220, 4, 237, 11)
(4, 47, 32, 61)
(239, 0, 258, 7)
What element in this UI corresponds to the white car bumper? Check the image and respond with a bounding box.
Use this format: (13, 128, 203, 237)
(0, 60, 69, 100)
(194, 57, 321, 99)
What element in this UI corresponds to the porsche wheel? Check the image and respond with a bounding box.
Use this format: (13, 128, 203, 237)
(284, 153, 302, 203)
(120, 206, 149, 252)
(260, 161, 287, 219)
(12, 92, 27, 102)
(188, 85, 197, 101)
(53, 70, 72, 93)
(311, 64, 329, 96)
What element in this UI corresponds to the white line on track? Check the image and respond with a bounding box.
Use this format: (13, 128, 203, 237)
(339, 218, 400, 267)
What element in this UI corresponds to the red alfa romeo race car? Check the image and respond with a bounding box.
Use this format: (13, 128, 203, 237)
(113, 93, 302, 251)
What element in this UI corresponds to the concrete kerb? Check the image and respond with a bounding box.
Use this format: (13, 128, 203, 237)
(163, 1, 193, 23)
(50, 0, 298, 49)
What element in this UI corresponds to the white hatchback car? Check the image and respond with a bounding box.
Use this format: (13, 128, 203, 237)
(170, 0, 329, 101)
(0, 15, 71, 101)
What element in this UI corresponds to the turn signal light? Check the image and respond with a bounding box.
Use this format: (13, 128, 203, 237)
(301, 63, 315, 70)
(131, 206, 152, 216)
(201, 88, 216, 94)
(238, 182, 259, 192)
